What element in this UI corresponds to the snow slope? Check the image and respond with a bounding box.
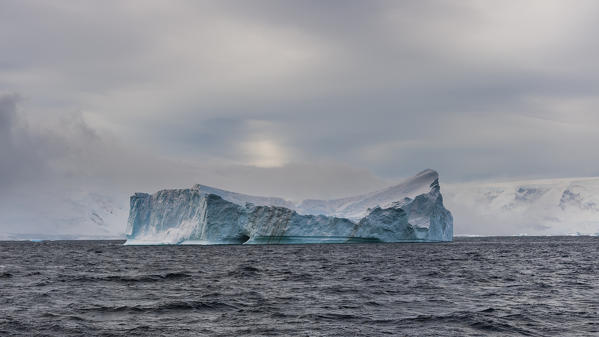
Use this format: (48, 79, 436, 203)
(0, 190, 127, 240)
(297, 169, 439, 220)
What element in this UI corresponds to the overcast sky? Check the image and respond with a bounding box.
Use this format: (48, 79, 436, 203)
(1, 1, 599, 235)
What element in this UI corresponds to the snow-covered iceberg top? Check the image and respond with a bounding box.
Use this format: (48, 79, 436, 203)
(125, 169, 453, 245)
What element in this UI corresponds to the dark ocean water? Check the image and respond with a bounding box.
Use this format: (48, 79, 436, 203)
(0, 237, 598, 336)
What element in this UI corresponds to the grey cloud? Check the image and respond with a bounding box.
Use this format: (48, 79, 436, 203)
(105, 1, 598, 182)
(1, 1, 599, 236)
(0, 93, 390, 235)
(0, 93, 54, 188)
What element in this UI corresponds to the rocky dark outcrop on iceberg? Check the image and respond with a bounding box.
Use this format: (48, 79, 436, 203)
(125, 169, 453, 244)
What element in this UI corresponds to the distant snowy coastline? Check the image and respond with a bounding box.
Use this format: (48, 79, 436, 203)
(3, 173, 599, 240)
(444, 176, 599, 236)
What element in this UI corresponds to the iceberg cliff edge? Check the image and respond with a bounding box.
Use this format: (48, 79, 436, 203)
(124, 169, 453, 245)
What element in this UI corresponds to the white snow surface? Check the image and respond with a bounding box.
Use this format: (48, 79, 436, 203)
(192, 184, 296, 210)
(297, 169, 438, 220)
(124, 169, 453, 245)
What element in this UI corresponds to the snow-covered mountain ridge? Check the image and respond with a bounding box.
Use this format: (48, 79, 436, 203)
(443, 176, 599, 236)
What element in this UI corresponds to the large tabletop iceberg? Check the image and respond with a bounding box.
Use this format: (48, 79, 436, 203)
(125, 169, 453, 245)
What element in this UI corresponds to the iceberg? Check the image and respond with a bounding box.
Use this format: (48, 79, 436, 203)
(124, 169, 453, 245)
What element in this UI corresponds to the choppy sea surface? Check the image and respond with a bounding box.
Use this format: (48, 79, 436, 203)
(1, 236, 598, 336)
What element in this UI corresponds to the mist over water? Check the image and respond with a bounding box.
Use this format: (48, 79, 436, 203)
(1, 237, 598, 336)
